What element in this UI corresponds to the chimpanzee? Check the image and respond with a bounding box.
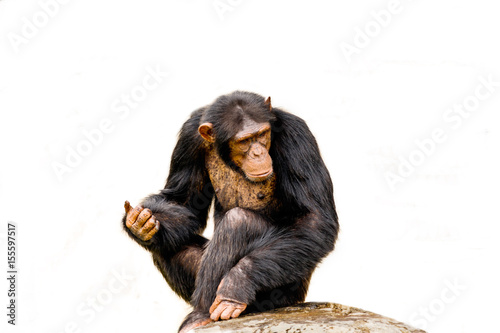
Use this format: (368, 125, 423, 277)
(122, 91, 338, 333)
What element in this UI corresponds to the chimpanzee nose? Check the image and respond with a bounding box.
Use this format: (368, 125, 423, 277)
(250, 144, 264, 158)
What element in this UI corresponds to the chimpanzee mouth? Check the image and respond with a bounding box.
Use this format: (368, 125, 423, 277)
(247, 169, 274, 182)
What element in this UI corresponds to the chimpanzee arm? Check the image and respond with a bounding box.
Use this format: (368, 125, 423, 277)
(122, 107, 213, 255)
(122, 197, 206, 254)
(214, 212, 337, 306)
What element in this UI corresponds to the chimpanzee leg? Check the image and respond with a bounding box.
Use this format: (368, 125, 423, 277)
(179, 207, 277, 331)
(249, 275, 312, 313)
(152, 234, 207, 303)
(193, 207, 276, 310)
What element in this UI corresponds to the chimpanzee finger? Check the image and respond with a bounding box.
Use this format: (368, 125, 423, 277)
(134, 208, 152, 228)
(220, 305, 234, 320)
(209, 296, 222, 315)
(210, 304, 225, 321)
(231, 307, 244, 318)
(124, 201, 132, 214)
(126, 205, 143, 228)
(143, 218, 160, 241)
(142, 216, 157, 233)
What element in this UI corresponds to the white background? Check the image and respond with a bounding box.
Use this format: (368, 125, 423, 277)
(1, 0, 499, 332)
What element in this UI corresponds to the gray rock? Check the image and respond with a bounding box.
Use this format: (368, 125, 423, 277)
(192, 302, 426, 333)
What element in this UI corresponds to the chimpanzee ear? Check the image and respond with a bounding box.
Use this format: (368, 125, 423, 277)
(265, 97, 272, 111)
(198, 123, 215, 142)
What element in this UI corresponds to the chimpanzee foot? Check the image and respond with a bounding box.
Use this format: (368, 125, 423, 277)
(178, 311, 212, 333)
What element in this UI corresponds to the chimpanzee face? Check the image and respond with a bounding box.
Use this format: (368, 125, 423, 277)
(228, 120, 272, 182)
(198, 119, 273, 182)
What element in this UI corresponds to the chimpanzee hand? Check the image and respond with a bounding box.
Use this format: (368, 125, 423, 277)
(124, 201, 160, 241)
(209, 278, 247, 321)
(209, 295, 247, 321)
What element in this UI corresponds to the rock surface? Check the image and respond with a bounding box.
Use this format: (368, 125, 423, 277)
(192, 302, 426, 333)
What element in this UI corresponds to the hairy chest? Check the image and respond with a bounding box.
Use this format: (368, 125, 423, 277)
(206, 150, 276, 211)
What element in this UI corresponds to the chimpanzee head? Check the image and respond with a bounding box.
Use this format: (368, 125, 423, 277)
(198, 91, 276, 182)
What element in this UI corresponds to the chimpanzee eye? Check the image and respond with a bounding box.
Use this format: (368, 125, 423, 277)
(238, 139, 251, 151)
(258, 131, 270, 144)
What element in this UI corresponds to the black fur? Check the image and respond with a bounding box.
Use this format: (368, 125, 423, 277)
(121, 91, 339, 332)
